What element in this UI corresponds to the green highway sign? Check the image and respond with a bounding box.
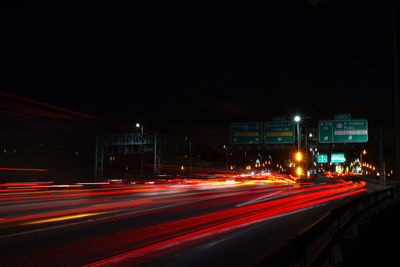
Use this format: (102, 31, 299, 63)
(230, 122, 263, 144)
(317, 154, 328, 163)
(265, 122, 295, 144)
(331, 153, 346, 163)
(319, 120, 368, 143)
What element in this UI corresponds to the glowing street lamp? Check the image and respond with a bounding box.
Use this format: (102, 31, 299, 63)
(296, 166, 303, 176)
(360, 149, 367, 173)
(295, 151, 303, 162)
(294, 115, 301, 151)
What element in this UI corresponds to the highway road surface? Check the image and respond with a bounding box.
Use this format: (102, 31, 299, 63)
(0, 174, 375, 266)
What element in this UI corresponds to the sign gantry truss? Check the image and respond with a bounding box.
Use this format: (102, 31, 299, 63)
(95, 132, 157, 179)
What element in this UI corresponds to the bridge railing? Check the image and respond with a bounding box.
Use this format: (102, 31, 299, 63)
(254, 184, 397, 267)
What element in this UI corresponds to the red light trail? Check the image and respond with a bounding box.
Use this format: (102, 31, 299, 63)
(0, 168, 48, 171)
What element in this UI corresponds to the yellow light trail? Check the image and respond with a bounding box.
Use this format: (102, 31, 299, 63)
(19, 211, 111, 225)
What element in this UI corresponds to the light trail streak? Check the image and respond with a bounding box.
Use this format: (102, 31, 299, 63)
(20, 211, 111, 225)
(0, 187, 168, 201)
(0, 198, 114, 215)
(0, 200, 151, 225)
(0, 184, 147, 196)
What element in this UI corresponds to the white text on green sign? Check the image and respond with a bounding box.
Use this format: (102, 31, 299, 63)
(265, 122, 295, 144)
(319, 120, 368, 143)
(317, 154, 328, 163)
(230, 122, 263, 144)
(331, 153, 346, 163)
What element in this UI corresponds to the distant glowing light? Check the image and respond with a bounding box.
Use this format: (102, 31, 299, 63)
(296, 167, 303, 176)
(295, 152, 303, 161)
(294, 115, 301, 122)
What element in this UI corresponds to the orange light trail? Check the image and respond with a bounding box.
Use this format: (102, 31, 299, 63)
(0, 200, 151, 225)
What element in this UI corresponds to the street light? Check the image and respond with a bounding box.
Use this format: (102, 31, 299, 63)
(223, 145, 228, 178)
(360, 149, 367, 161)
(294, 115, 301, 152)
(296, 166, 303, 176)
(295, 151, 303, 162)
(136, 122, 143, 136)
(136, 122, 144, 177)
(360, 149, 367, 173)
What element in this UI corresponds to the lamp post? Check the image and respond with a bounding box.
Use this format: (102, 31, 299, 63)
(360, 149, 367, 173)
(294, 115, 301, 152)
(294, 115, 303, 177)
(223, 145, 228, 178)
(185, 137, 192, 177)
(136, 122, 144, 177)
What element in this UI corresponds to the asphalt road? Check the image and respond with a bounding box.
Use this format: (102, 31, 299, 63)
(0, 175, 376, 266)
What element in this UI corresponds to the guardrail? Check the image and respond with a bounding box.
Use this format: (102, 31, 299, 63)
(254, 184, 397, 267)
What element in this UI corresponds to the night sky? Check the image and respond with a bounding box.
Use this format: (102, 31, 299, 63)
(1, 1, 399, 130)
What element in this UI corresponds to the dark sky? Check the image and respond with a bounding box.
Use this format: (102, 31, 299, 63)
(1, 1, 399, 129)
